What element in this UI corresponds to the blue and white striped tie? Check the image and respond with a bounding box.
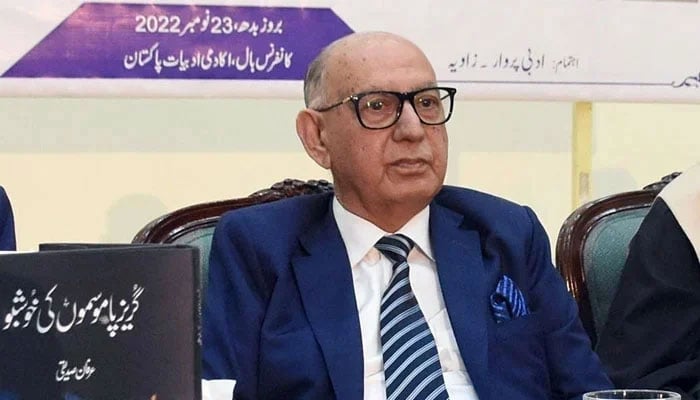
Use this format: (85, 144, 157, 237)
(375, 234, 449, 400)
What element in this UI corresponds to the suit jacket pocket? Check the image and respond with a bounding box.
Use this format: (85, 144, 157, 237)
(493, 311, 544, 339)
(490, 311, 551, 396)
(259, 326, 330, 399)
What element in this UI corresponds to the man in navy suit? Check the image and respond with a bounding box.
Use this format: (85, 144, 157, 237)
(0, 186, 16, 251)
(202, 32, 611, 399)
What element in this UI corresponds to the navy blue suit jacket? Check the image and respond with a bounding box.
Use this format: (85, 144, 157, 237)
(0, 186, 16, 251)
(202, 186, 611, 399)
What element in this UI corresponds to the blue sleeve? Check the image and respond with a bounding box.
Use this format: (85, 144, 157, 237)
(0, 187, 16, 251)
(201, 213, 271, 400)
(523, 207, 613, 399)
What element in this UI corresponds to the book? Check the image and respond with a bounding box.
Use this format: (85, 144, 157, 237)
(0, 244, 201, 400)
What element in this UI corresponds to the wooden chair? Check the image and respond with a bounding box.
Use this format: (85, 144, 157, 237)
(132, 179, 333, 302)
(555, 172, 679, 347)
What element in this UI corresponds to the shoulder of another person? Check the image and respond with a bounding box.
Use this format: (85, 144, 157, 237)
(0, 187, 9, 214)
(659, 164, 700, 260)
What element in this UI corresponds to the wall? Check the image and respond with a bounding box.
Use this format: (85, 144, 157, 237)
(1, 98, 698, 253)
(592, 103, 700, 198)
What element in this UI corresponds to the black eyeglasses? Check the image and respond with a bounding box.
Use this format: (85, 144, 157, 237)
(313, 86, 457, 130)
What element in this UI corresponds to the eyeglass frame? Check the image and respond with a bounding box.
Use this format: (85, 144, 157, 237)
(312, 86, 458, 130)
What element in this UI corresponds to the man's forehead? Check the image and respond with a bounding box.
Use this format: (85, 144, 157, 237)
(323, 40, 436, 95)
(327, 35, 419, 65)
(351, 82, 440, 94)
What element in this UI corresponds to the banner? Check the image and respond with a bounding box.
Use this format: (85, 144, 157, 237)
(1, 0, 700, 102)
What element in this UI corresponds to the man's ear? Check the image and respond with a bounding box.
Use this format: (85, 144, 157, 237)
(296, 109, 331, 169)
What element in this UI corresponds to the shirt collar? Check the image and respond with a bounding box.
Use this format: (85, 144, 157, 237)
(333, 197, 434, 266)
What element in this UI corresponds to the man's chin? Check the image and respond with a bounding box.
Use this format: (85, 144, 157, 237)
(386, 184, 441, 206)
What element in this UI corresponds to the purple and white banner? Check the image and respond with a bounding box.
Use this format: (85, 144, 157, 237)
(2, 0, 700, 102)
(3, 3, 352, 80)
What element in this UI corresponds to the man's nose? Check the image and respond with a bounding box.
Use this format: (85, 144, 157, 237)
(393, 100, 425, 140)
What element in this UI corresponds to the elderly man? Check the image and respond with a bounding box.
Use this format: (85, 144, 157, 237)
(0, 186, 16, 251)
(202, 32, 611, 399)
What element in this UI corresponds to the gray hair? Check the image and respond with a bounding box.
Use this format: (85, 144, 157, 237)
(303, 45, 331, 108)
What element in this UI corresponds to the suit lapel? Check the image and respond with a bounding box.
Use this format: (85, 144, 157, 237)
(430, 202, 491, 397)
(292, 203, 363, 400)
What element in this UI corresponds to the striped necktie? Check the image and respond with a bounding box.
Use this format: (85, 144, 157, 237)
(375, 234, 449, 400)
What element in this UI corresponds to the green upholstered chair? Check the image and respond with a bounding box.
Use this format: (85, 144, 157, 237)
(132, 179, 333, 305)
(555, 173, 679, 347)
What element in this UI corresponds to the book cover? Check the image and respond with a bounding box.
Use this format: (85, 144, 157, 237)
(0, 244, 201, 400)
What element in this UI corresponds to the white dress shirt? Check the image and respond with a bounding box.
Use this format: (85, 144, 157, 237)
(333, 198, 479, 400)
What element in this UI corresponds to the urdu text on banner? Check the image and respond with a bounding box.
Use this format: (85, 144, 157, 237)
(2, 0, 700, 102)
